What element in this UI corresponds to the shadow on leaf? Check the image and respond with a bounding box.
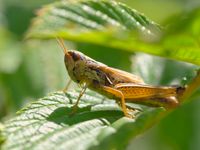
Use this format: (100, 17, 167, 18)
(47, 106, 124, 126)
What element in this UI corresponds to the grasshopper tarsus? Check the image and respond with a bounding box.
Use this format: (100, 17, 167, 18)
(69, 106, 78, 116)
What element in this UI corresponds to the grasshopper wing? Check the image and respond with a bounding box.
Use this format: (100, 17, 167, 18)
(98, 66, 145, 85)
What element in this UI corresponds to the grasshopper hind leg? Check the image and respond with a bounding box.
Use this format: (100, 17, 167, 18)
(102, 86, 133, 118)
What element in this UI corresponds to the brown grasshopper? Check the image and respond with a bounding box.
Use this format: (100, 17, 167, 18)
(57, 38, 185, 118)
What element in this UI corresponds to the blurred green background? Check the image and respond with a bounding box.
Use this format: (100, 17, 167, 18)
(0, 0, 200, 150)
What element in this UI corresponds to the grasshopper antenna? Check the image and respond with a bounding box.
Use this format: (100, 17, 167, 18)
(56, 37, 68, 55)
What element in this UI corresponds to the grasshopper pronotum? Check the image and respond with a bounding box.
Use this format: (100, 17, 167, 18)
(57, 38, 185, 118)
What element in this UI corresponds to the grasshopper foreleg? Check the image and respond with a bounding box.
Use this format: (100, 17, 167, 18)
(63, 80, 72, 93)
(71, 82, 87, 115)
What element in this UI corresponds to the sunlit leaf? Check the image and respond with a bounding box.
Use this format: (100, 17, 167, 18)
(27, 0, 200, 65)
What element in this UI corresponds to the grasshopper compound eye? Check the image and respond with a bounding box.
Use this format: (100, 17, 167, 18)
(68, 51, 84, 62)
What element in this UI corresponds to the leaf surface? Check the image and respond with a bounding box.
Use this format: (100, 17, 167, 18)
(1, 91, 164, 150)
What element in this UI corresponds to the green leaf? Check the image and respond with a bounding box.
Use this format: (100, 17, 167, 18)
(1, 91, 164, 150)
(28, 0, 159, 33)
(26, 0, 200, 65)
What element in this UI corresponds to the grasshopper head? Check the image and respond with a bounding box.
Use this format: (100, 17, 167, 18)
(64, 50, 85, 72)
(57, 38, 106, 84)
(57, 38, 78, 80)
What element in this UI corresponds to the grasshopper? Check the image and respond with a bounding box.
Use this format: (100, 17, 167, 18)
(57, 38, 185, 118)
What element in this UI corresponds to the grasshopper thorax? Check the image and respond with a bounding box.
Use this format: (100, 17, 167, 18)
(64, 49, 109, 87)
